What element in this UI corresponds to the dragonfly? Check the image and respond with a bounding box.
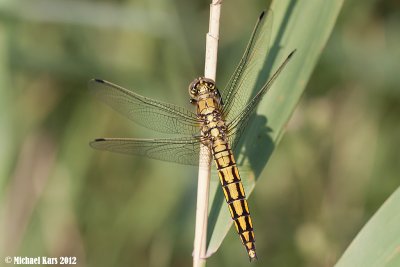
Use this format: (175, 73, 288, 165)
(89, 10, 295, 261)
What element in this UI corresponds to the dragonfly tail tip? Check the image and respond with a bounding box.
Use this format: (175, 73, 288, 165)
(248, 251, 258, 262)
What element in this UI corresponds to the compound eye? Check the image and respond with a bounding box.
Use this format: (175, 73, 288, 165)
(188, 79, 200, 97)
(190, 86, 198, 96)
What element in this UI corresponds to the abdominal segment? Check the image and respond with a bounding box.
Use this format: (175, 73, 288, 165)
(212, 139, 257, 261)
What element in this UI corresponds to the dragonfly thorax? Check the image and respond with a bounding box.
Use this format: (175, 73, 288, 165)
(189, 77, 227, 143)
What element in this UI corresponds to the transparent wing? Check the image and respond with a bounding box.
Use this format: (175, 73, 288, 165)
(89, 79, 199, 135)
(221, 10, 273, 123)
(90, 136, 210, 166)
(227, 51, 296, 150)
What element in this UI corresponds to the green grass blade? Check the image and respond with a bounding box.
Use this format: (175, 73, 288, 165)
(206, 0, 344, 256)
(334, 187, 400, 267)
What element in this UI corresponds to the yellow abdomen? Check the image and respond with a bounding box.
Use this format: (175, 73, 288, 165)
(212, 139, 257, 261)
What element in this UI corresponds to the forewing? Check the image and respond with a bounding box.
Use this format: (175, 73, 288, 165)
(90, 136, 210, 166)
(227, 51, 296, 150)
(89, 79, 199, 135)
(221, 10, 273, 123)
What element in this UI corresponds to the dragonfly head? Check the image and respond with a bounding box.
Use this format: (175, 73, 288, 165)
(189, 77, 220, 104)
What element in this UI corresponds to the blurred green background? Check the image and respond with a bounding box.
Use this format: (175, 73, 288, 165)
(0, 0, 399, 266)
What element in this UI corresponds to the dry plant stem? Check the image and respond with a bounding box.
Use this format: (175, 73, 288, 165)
(193, 1, 221, 267)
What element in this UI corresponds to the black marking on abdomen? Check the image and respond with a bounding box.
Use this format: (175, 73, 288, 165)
(217, 166, 241, 186)
(240, 230, 256, 244)
(211, 137, 256, 260)
(222, 182, 246, 203)
(234, 215, 253, 234)
(228, 199, 251, 219)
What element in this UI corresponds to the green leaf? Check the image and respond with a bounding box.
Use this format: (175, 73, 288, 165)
(206, 0, 344, 257)
(334, 187, 400, 267)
